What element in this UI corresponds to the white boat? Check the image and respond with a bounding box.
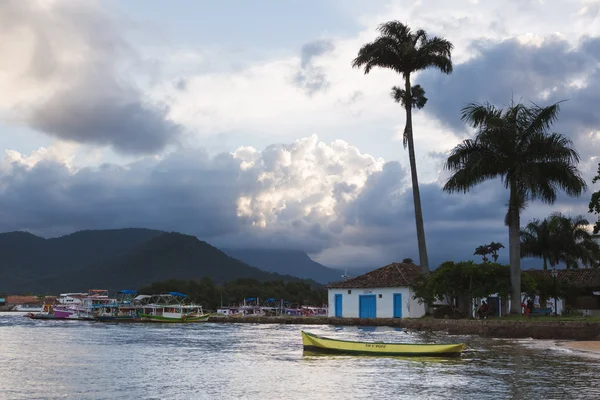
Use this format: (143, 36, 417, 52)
(13, 304, 43, 312)
(137, 292, 210, 323)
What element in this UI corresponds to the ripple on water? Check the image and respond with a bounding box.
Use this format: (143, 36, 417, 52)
(0, 313, 599, 400)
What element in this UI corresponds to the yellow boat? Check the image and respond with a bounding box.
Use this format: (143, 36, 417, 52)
(301, 331, 466, 357)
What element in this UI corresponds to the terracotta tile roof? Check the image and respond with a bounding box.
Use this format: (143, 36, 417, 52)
(326, 263, 422, 289)
(524, 269, 600, 288)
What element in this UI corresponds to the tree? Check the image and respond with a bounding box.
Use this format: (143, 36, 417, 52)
(522, 212, 600, 269)
(402, 258, 414, 264)
(488, 242, 505, 262)
(443, 100, 587, 314)
(474, 245, 490, 262)
(589, 162, 600, 234)
(521, 217, 554, 270)
(352, 21, 453, 273)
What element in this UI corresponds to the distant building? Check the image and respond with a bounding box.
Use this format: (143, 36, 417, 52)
(525, 268, 600, 316)
(326, 262, 426, 319)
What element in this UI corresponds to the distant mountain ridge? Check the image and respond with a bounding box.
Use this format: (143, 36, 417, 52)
(222, 248, 344, 284)
(0, 228, 333, 293)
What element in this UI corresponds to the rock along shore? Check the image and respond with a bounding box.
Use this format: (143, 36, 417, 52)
(209, 316, 600, 341)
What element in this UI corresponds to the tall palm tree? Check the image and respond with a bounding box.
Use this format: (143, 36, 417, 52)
(521, 213, 600, 269)
(443, 101, 587, 314)
(351, 21, 453, 273)
(554, 213, 600, 268)
(520, 216, 557, 270)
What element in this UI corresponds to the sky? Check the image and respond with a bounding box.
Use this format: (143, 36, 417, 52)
(1, 0, 599, 270)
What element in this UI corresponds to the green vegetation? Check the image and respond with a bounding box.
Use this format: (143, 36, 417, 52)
(414, 261, 512, 308)
(443, 101, 587, 314)
(138, 277, 327, 311)
(414, 260, 588, 315)
(521, 212, 600, 269)
(352, 21, 454, 273)
(589, 162, 600, 234)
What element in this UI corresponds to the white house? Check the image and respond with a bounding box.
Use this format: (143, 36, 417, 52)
(326, 262, 426, 319)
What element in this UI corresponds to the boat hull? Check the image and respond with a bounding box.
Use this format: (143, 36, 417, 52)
(26, 313, 60, 320)
(52, 309, 74, 319)
(139, 314, 211, 323)
(301, 331, 466, 357)
(95, 315, 138, 322)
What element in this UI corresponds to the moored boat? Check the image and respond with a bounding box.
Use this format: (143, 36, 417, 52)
(137, 292, 211, 323)
(301, 331, 466, 357)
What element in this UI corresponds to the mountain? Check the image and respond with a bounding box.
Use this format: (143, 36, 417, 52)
(0, 229, 320, 294)
(222, 248, 344, 284)
(0, 228, 165, 292)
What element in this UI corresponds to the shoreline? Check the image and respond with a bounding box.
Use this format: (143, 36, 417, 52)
(559, 341, 600, 354)
(208, 316, 600, 340)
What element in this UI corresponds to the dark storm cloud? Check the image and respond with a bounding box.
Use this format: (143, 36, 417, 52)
(0, 148, 592, 269)
(418, 36, 600, 133)
(339, 162, 511, 267)
(0, 152, 241, 237)
(333, 153, 596, 269)
(294, 39, 335, 95)
(31, 78, 180, 154)
(0, 1, 180, 154)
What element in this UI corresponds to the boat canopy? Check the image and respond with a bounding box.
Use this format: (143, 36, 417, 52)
(169, 292, 187, 297)
(134, 295, 152, 301)
(118, 290, 137, 294)
(245, 297, 255, 301)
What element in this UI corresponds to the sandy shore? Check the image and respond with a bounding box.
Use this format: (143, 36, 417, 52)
(562, 341, 600, 354)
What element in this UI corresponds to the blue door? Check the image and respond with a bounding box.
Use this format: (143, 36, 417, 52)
(334, 294, 343, 317)
(393, 293, 403, 318)
(359, 295, 377, 318)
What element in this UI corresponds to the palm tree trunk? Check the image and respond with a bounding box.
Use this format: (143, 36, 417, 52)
(508, 183, 522, 315)
(404, 75, 430, 273)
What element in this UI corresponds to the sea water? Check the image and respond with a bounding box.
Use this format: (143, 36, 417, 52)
(0, 312, 598, 399)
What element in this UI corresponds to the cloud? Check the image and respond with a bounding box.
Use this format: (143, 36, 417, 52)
(294, 40, 335, 95)
(0, 135, 385, 255)
(419, 36, 600, 132)
(416, 34, 600, 187)
(1, 134, 593, 271)
(1, 0, 600, 272)
(0, 0, 180, 154)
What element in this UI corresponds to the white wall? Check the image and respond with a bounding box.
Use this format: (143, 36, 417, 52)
(327, 287, 425, 318)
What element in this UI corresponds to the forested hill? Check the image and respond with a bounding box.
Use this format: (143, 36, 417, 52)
(0, 229, 321, 294)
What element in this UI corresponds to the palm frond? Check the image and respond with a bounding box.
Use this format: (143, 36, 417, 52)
(460, 103, 502, 128)
(524, 101, 565, 135)
(416, 37, 454, 73)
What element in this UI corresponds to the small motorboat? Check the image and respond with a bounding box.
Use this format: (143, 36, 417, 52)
(301, 331, 466, 357)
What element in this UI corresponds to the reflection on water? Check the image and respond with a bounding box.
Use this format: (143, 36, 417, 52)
(0, 313, 598, 399)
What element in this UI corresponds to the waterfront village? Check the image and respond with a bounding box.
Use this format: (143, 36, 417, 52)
(4, 252, 600, 323)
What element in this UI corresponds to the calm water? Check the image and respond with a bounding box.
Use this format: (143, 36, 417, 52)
(0, 313, 599, 399)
